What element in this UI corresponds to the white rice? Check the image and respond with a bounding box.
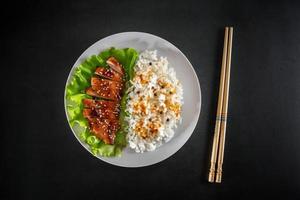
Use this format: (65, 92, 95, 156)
(125, 50, 183, 153)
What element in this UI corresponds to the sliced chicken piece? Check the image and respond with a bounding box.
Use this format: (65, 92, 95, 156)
(86, 87, 100, 98)
(106, 57, 124, 75)
(99, 108, 119, 120)
(82, 108, 97, 121)
(83, 99, 119, 112)
(83, 104, 119, 144)
(92, 119, 118, 144)
(83, 107, 119, 122)
(95, 67, 123, 82)
(90, 119, 111, 144)
(91, 77, 123, 100)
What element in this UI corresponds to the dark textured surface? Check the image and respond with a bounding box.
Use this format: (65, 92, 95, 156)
(2, 0, 300, 199)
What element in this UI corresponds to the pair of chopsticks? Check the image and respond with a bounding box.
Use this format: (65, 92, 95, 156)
(208, 27, 233, 183)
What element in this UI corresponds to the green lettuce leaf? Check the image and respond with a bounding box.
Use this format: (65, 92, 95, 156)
(65, 47, 138, 157)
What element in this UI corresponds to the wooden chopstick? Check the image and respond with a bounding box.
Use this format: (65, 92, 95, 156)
(208, 27, 233, 183)
(215, 27, 233, 183)
(208, 27, 229, 183)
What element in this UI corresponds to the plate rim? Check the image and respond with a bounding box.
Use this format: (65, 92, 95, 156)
(64, 31, 202, 167)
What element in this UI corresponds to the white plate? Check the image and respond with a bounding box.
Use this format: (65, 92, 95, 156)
(64, 32, 201, 167)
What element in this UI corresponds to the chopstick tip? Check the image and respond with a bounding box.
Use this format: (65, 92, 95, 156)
(208, 171, 215, 183)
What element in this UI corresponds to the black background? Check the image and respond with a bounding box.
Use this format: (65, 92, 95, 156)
(3, 0, 300, 199)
